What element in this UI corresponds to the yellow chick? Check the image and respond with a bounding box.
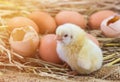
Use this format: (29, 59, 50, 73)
(56, 23, 103, 74)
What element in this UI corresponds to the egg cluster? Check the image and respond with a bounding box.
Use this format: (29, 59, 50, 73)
(7, 10, 119, 64)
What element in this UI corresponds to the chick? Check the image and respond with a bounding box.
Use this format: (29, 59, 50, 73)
(56, 23, 103, 74)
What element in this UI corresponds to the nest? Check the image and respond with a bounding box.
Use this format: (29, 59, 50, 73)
(0, 0, 120, 82)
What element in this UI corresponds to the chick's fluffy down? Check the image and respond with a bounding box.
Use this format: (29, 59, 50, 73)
(56, 23, 103, 74)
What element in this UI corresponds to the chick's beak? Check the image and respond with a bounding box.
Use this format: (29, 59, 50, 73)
(56, 35, 63, 41)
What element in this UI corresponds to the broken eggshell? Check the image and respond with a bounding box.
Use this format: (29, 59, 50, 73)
(9, 26, 40, 57)
(101, 15, 120, 38)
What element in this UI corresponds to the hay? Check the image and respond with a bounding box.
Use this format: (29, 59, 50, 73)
(0, 0, 120, 82)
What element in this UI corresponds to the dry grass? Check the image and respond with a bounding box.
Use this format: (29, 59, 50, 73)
(0, 0, 120, 82)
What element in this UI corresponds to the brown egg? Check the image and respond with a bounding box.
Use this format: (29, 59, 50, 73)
(55, 11, 86, 29)
(7, 16, 39, 33)
(88, 10, 116, 29)
(101, 15, 120, 38)
(9, 26, 40, 57)
(39, 34, 63, 64)
(28, 11, 57, 34)
(86, 34, 99, 46)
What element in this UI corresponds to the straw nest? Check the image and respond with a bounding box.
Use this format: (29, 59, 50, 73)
(0, 0, 120, 82)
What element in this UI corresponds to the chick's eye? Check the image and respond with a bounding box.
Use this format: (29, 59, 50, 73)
(64, 34, 68, 37)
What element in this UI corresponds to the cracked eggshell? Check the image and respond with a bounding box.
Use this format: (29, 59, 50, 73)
(101, 15, 120, 38)
(88, 10, 116, 29)
(9, 26, 40, 57)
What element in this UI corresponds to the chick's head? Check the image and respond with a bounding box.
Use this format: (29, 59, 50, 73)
(56, 23, 85, 46)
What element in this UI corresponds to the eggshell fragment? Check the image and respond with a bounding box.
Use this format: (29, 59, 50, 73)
(88, 10, 116, 29)
(39, 34, 63, 64)
(28, 11, 57, 34)
(55, 11, 86, 29)
(87, 34, 99, 46)
(7, 16, 39, 33)
(101, 15, 120, 38)
(9, 26, 40, 57)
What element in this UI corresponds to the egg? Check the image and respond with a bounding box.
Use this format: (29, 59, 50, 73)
(9, 26, 40, 57)
(87, 34, 99, 46)
(28, 11, 57, 34)
(55, 11, 86, 29)
(7, 16, 39, 33)
(88, 10, 116, 29)
(39, 34, 63, 64)
(101, 15, 120, 38)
